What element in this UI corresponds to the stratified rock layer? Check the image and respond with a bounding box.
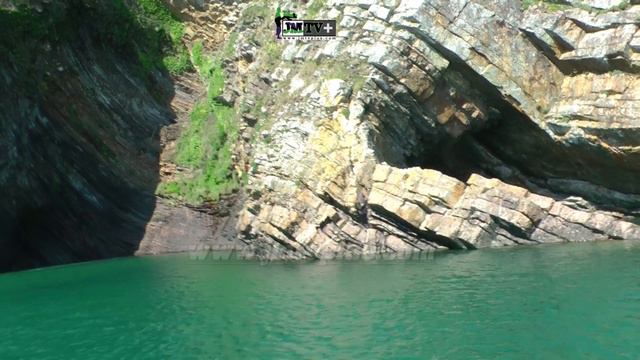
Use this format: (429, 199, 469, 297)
(0, 2, 173, 271)
(232, 0, 640, 258)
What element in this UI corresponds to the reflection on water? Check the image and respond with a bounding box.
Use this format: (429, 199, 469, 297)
(1, 241, 640, 359)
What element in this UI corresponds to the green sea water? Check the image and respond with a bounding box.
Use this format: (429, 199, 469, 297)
(2, 241, 640, 359)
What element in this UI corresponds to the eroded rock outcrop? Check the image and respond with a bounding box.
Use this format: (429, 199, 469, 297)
(231, 0, 640, 258)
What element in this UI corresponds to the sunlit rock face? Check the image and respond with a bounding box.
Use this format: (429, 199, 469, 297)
(232, 0, 640, 258)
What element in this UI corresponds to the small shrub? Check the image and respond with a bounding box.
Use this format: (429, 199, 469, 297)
(307, 0, 326, 18)
(522, 0, 570, 11)
(241, 3, 271, 24)
(163, 50, 192, 75)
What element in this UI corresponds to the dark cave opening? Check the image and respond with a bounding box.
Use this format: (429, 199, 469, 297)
(404, 134, 491, 183)
(399, 95, 640, 214)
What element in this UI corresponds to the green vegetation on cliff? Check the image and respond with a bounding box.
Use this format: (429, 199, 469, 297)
(521, 0, 631, 11)
(521, 0, 568, 11)
(0, 0, 191, 78)
(2, 0, 236, 205)
(157, 39, 240, 204)
(306, 0, 327, 18)
(133, 0, 191, 75)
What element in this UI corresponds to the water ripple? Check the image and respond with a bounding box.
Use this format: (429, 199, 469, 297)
(1, 241, 640, 359)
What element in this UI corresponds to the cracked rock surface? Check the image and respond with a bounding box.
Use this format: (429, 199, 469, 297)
(230, 0, 640, 258)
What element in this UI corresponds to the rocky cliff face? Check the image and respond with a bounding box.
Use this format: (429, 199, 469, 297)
(0, 1, 176, 271)
(0, 0, 244, 272)
(0, 0, 246, 272)
(231, 0, 640, 258)
(4, 0, 640, 270)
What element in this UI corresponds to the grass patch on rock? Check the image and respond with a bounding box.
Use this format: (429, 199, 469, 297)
(521, 0, 630, 12)
(306, 0, 326, 18)
(521, 0, 571, 11)
(132, 0, 192, 75)
(157, 39, 240, 204)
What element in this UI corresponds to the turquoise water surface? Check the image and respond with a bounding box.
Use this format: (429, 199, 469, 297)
(2, 241, 640, 359)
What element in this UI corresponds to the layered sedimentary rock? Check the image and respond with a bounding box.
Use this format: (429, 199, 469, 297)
(0, 2, 174, 271)
(0, 1, 247, 271)
(5, 0, 640, 268)
(232, 0, 640, 258)
(163, 0, 240, 48)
